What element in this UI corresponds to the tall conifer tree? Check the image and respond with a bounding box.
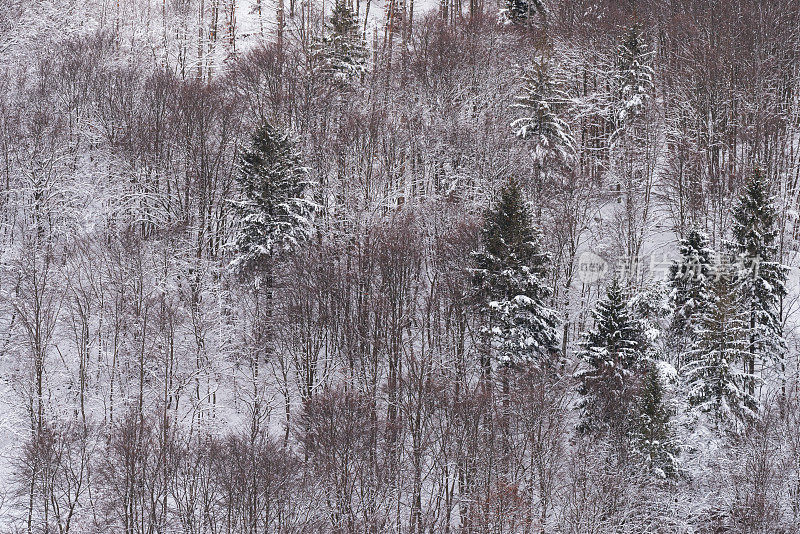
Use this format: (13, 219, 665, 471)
(472, 177, 559, 370)
(231, 123, 316, 272)
(668, 229, 715, 345)
(615, 24, 654, 127)
(727, 168, 787, 392)
(684, 265, 757, 426)
(512, 58, 575, 166)
(576, 278, 644, 432)
(316, 0, 368, 80)
(634, 365, 679, 478)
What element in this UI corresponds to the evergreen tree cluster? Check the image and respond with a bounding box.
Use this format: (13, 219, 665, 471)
(499, 0, 544, 25)
(569, 168, 785, 473)
(683, 266, 758, 426)
(575, 277, 680, 477)
(467, 161, 787, 479)
(665, 170, 786, 427)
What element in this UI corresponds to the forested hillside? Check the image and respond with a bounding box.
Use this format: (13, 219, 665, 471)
(2, 0, 800, 532)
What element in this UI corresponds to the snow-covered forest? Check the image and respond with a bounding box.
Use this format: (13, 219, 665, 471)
(2, 0, 800, 531)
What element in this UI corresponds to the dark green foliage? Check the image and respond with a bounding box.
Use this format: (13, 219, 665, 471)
(500, 0, 544, 24)
(668, 228, 715, 342)
(231, 123, 316, 271)
(511, 59, 575, 165)
(577, 278, 644, 432)
(615, 24, 654, 125)
(472, 177, 559, 367)
(316, 1, 368, 80)
(634, 365, 679, 478)
(684, 265, 757, 425)
(727, 168, 787, 370)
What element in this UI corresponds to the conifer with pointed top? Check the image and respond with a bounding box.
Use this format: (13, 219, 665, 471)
(668, 228, 715, 343)
(576, 278, 644, 432)
(511, 58, 575, 166)
(727, 168, 787, 391)
(472, 177, 559, 369)
(615, 24, 654, 126)
(316, 0, 368, 80)
(634, 364, 679, 478)
(684, 265, 758, 426)
(231, 123, 316, 272)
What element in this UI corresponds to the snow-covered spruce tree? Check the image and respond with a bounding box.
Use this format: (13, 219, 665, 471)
(512, 58, 575, 166)
(614, 24, 654, 128)
(726, 168, 787, 392)
(576, 278, 644, 433)
(499, 0, 544, 25)
(684, 265, 758, 427)
(315, 0, 368, 81)
(629, 281, 671, 348)
(633, 364, 679, 478)
(472, 177, 559, 370)
(668, 228, 715, 344)
(230, 123, 316, 272)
